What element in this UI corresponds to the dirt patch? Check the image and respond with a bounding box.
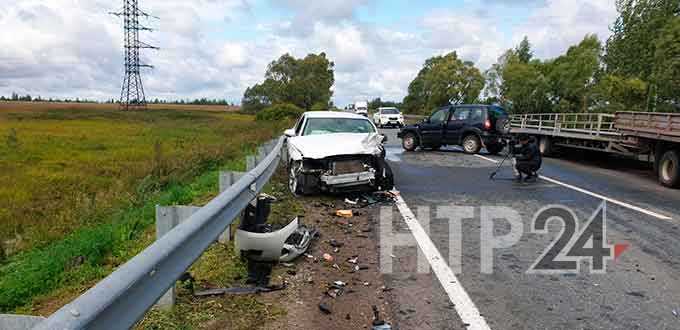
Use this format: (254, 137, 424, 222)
(260, 195, 397, 330)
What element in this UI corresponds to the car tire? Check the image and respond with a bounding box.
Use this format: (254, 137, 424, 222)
(659, 150, 680, 188)
(402, 132, 418, 152)
(288, 161, 305, 195)
(486, 144, 503, 155)
(462, 135, 482, 154)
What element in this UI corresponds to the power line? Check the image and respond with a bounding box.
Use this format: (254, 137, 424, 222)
(110, 0, 159, 111)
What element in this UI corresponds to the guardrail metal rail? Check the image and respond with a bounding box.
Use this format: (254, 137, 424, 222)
(30, 136, 285, 330)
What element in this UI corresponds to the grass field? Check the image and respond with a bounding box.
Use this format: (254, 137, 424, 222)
(0, 101, 287, 311)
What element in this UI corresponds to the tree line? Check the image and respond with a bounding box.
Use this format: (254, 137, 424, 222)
(0, 93, 236, 107)
(402, 0, 680, 114)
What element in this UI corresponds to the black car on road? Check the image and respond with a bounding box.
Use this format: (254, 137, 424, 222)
(397, 104, 510, 154)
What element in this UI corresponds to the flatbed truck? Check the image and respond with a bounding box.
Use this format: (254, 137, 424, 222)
(510, 112, 680, 188)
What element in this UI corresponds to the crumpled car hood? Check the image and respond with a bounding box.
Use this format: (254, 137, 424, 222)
(288, 133, 384, 160)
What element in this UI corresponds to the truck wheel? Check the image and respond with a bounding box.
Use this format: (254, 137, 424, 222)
(462, 135, 482, 154)
(402, 132, 418, 152)
(539, 136, 554, 157)
(659, 150, 680, 188)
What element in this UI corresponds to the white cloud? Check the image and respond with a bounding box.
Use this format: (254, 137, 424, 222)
(0, 0, 619, 106)
(513, 0, 618, 58)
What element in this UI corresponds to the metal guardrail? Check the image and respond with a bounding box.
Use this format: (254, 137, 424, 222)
(510, 113, 620, 137)
(32, 136, 285, 330)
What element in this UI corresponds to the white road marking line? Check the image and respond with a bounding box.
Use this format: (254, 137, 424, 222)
(471, 154, 673, 221)
(537, 175, 673, 221)
(392, 191, 492, 330)
(474, 154, 499, 164)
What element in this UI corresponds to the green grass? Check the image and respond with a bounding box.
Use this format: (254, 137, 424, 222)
(133, 168, 303, 330)
(0, 103, 289, 312)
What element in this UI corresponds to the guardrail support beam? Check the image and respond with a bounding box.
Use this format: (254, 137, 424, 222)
(218, 171, 245, 243)
(155, 205, 201, 310)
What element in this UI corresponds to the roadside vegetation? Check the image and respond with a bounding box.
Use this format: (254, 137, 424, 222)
(0, 102, 288, 312)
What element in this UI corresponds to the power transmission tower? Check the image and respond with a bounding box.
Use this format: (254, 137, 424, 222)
(110, 1, 159, 111)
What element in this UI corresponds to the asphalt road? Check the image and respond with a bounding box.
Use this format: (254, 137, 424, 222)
(378, 128, 680, 330)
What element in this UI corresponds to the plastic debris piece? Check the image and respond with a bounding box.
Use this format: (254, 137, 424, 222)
(319, 303, 332, 315)
(323, 253, 334, 262)
(345, 198, 358, 205)
(336, 210, 354, 218)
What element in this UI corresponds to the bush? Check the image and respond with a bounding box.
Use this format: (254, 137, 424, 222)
(256, 103, 304, 121)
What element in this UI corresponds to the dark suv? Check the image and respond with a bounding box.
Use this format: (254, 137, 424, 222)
(397, 104, 510, 154)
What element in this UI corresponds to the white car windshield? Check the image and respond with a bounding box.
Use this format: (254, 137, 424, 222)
(381, 109, 400, 114)
(303, 118, 376, 136)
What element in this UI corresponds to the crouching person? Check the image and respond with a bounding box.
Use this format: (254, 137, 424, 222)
(514, 134, 542, 182)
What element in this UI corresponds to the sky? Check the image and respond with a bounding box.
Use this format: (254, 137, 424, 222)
(0, 0, 619, 106)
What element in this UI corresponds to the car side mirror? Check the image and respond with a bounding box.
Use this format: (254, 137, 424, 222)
(380, 134, 388, 143)
(284, 129, 296, 137)
(422, 117, 430, 124)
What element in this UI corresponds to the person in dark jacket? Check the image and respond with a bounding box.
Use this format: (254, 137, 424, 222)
(514, 134, 542, 182)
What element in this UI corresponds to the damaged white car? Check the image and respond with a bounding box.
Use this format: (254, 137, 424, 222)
(284, 111, 394, 195)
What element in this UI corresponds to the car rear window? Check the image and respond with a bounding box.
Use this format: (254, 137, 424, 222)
(489, 107, 508, 119)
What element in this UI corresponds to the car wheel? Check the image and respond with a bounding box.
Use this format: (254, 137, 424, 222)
(402, 132, 417, 151)
(486, 144, 503, 155)
(462, 135, 482, 154)
(288, 161, 304, 195)
(659, 150, 680, 188)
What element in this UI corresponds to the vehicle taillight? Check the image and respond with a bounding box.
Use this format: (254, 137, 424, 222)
(484, 119, 492, 130)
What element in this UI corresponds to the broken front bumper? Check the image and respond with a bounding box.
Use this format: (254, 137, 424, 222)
(320, 171, 376, 188)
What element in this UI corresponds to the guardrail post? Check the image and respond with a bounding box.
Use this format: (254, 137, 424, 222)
(246, 155, 256, 171)
(257, 146, 267, 164)
(218, 171, 245, 243)
(155, 205, 201, 310)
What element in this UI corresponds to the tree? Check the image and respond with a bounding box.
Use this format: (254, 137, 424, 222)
(242, 52, 335, 113)
(605, 0, 679, 80)
(402, 52, 484, 114)
(483, 49, 514, 103)
(547, 34, 602, 112)
(593, 74, 648, 112)
(653, 17, 680, 111)
(500, 54, 552, 114)
(515, 36, 534, 64)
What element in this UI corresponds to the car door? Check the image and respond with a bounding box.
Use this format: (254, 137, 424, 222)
(445, 107, 470, 145)
(420, 107, 450, 146)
